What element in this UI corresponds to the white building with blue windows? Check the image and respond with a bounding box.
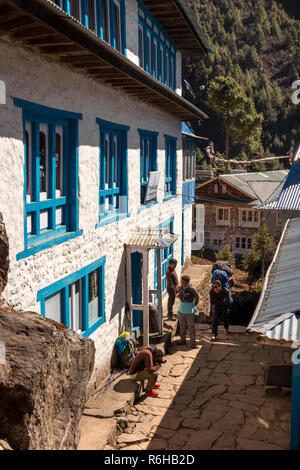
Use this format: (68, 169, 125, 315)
(0, 0, 210, 390)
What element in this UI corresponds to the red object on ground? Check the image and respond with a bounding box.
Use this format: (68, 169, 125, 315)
(154, 383, 160, 389)
(146, 389, 159, 397)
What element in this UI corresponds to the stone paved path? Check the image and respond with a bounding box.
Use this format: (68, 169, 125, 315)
(107, 324, 291, 451)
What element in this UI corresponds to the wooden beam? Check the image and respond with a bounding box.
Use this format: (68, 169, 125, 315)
(26, 35, 73, 46)
(39, 44, 85, 54)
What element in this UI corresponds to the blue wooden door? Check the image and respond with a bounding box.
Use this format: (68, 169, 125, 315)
(131, 252, 142, 329)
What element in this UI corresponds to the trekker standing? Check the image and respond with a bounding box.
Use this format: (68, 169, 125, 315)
(129, 347, 164, 397)
(176, 275, 199, 349)
(166, 259, 178, 320)
(211, 264, 233, 303)
(210, 280, 230, 342)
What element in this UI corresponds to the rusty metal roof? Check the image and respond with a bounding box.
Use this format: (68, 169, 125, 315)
(125, 228, 178, 249)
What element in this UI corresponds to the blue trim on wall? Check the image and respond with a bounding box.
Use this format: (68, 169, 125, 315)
(14, 98, 83, 121)
(17, 230, 83, 261)
(37, 256, 106, 337)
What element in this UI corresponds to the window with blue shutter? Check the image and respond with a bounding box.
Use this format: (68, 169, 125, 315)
(15, 98, 82, 260)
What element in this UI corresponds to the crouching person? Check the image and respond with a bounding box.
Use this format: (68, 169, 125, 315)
(129, 347, 164, 397)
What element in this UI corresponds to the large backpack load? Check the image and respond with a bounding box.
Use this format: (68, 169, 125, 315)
(212, 260, 235, 287)
(115, 331, 137, 368)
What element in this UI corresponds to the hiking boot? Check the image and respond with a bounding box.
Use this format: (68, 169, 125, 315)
(146, 389, 159, 397)
(177, 340, 187, 346)
(211, 335, 216, 342)
(154, 383, 160, 389)
(190, 345, 199, 349)
(225, 328, 230, 335)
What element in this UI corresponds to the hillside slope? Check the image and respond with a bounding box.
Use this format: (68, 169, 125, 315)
(184, 0, 300, 162)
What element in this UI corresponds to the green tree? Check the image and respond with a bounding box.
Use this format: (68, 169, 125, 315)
(241, 250, 261, 290)
(216, 244, 236, 268)
(207, 76, 262, 163)
(252, 224, 276, 279)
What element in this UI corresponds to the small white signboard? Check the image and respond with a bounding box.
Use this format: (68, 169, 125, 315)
(144, 171, 160, 205)
(0, 81, 6, 105)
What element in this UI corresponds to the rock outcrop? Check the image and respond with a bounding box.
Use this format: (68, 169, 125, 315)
(0, 309, 95, 450)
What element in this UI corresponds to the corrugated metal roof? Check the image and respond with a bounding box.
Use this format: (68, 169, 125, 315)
(181, 122, 208, 141)
(220, 170, 288, 205)
(125, 229, 178, 249)
(248, 218, 300, 345)
(256, 158, 300, 211)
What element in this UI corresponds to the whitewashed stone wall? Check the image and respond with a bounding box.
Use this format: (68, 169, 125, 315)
(0, 37, 187, 390)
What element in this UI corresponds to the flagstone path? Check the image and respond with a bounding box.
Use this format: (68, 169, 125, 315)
(107, 324, 292, 451)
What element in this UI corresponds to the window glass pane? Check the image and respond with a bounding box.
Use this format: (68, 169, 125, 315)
(56, 207, 64, 226)
(87, 0, 96, 32)
(139, 27, 144, 68)
(45, 291, 62, 323)
(113, 135, 118, 186)
(160, 47, 164, 81)
(113, 1, 121, 51)
(242, 238, 246, 249)
(89, 269, 99, 326)
(154, 41, 158, 77)
(242, 210, 246, 222)
(25, 122, 33, 201)
(69, 280, 82, 331)
(27, 213, 33, 234)
(101, 0, 109, 41)
(105, 135, 110, 186)
(147, 34, 151, 73)
(55, 127, 63, 195)
(39, 128, 48, 196)
(248, 211, 253, 222)
(70, 0, 81, 20)
(40, 210, 49, 230)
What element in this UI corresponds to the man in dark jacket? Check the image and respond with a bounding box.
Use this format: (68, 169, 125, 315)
(129, 347, 164, 397)
(166, 259, 178, 320)
(210, 280, 230, 341)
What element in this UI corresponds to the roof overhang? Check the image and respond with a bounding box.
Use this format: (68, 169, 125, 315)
(0, 0, 209, 121)
(125, 228, 179, 250)
(142, 0, 212, 56)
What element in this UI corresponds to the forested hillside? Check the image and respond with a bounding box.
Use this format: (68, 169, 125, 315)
(184, 0, 300, 163)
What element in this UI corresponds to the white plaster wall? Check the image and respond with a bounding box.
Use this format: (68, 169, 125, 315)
(176, 50, 183, 96)
(125, 0, 139, 66)
(0, 37, 187, 389)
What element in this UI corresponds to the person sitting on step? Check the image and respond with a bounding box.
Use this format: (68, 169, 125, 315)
(128, 346, 165, 397)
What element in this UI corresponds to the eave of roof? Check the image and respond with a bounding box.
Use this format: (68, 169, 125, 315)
(1, 0, 209, 121)
(142, 0, 212, 56)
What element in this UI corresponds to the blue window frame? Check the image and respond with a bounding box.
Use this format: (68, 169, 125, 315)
(183, 140, 196, 181)
(164, 135, 177, 199)
(138, 129, 158, 206)
(154, 217, 174, 298)
(37, 257, 106, 337)
(56, 0, 126, 54)
(14, 98, 82, 260)
(138, 1, 176, 90)
(96, 118, 129, 227)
